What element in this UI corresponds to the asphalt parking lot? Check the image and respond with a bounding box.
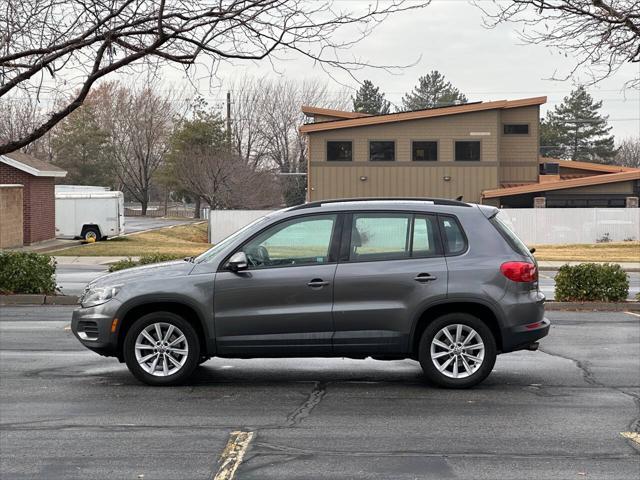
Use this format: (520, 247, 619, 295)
(0, 307, 638, 479)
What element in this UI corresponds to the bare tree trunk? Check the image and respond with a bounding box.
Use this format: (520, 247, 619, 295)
(193, 196, 201, 219)
(141, 198, 148, 216)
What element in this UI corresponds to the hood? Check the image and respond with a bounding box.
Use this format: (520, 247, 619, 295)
(90, 260, 195, 288)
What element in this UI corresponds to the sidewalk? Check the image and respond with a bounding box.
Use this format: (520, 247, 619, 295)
(54, 256, 139, 265)
(5, 238, 82, 253)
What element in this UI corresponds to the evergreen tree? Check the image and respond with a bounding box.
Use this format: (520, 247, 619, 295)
(401, 71, 467, 111)
(52, 105, 115, 186)
(541, 86, 616, 163)
(352, 80, 391, 114)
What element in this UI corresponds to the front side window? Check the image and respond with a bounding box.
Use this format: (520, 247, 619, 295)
(413, 141, 438, 161)
(327, 141, 352, 161)
(455, 141, 481, 161)
(503, 124, 529, 135)
(369, 141, 395, 161)
(242, 215, 337, 268)
(439, 216, 467, 255)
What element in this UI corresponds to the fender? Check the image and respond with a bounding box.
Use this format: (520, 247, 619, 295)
(408, 294, 506, 348)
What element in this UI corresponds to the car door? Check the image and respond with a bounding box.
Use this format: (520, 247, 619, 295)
(214, 213, 341, 356)
(332, 212, 448, 355)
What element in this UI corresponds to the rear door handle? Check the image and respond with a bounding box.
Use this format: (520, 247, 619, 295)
(414, 273, 437, 283)
(307, 279, 330, 288)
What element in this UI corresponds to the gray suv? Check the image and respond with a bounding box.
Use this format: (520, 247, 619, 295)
(71, 198, 549, 388)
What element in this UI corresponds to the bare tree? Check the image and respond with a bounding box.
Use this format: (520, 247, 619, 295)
(174, 146, 281, 209)
(476, 1, 640, 87)
(230, 76, 349, 204)
(0, 0, 430, 154)
(614, 137, 640, 167)
(100, 83, 175, 215)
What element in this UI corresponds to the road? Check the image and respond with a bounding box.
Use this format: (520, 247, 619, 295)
(124, 216, 199, 235)
(1, 306, 638, 479)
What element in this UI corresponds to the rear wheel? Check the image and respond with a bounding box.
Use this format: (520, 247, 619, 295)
(123, 312, 200, 386)
(82, 226, 100, 242)
(418, 313, 496, 388)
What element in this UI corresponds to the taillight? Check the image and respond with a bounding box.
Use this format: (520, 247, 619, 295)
(500, 261, 538, 283)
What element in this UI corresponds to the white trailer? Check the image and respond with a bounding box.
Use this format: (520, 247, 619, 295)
(55, 190, 125, 240)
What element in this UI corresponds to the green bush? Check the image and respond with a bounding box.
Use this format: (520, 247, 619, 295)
(555, 263, 629, 302)
(108, 254, 184, 272)
(0, 252, 56, 294)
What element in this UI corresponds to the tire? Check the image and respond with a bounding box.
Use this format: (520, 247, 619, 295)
(418, 313, 497, 389)
(82, 227, 100, 242)
(123, 312, 200, 386)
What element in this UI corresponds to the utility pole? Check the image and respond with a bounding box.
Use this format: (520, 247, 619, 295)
(226, 91, 231, 148)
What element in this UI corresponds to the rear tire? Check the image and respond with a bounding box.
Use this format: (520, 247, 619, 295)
(418, 313, 496, 389)
(123, 312, 200, 386)
(82, 227, 100, 242)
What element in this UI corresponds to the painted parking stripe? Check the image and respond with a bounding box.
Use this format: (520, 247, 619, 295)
(623, 311, 640, 318)
(621, 432, 640, 445)
(213, 431, 254, 480)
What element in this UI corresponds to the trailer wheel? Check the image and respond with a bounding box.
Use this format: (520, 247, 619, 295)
(82, 226, 100, 242)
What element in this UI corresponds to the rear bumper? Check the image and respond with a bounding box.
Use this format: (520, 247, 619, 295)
(501, 317, 551, 353)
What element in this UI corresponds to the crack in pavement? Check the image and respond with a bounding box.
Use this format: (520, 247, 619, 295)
(538, 347, 640, 454)
(283, 381, 327, 427)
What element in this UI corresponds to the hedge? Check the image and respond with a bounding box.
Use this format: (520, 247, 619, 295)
(554, 263, 629, 302)
(108, 253, 185, 272)
(0, 252, 57, 295)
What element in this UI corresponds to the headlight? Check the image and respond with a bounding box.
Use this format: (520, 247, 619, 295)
(81, 286, 121, 308)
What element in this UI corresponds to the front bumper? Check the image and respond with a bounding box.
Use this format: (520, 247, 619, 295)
(70, 300, 121, 356)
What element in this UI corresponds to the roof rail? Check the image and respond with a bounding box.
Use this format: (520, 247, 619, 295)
(290, 197, 471, 210)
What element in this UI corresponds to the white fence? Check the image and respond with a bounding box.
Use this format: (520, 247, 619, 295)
(209, 209, 273, 243)
(209, 208, 640, 245)
(498, 208, 639, 245)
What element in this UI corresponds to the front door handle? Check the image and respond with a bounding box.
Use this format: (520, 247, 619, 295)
(414, 273, 437, 283)
(307, 279, 330, 288)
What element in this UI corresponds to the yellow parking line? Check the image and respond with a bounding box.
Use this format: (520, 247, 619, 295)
(213, 431, 254, 480)
(620, 432, 640, 445)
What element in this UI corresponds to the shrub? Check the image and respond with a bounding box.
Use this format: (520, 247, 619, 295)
(108, 254, 185, 272)
(555, 263, 629, 302)
(0, 252, 56, 294)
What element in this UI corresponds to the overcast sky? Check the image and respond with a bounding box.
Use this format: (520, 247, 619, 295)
(159, 1, 639, 138)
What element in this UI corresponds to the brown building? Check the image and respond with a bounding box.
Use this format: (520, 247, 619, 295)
(0, 152, 67, 245)
(300, 99, 640, 207)
(300, 97, 545, 203)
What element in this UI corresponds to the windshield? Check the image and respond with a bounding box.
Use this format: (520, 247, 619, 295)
(195, 215, 272, 264)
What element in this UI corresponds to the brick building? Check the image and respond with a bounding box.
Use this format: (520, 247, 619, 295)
(0, 152, 66, 245)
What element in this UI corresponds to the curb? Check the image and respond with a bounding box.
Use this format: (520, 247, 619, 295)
(545, 301, 640, 311)
(0, 295, 79, 306)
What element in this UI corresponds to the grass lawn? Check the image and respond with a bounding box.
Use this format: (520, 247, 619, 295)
(533, 241, 640, 262)
(54, 222, 211, 257)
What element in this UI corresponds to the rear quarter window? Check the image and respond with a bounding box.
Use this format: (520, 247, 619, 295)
(438, 216, 467, 255)
(490, 213, 532, 258)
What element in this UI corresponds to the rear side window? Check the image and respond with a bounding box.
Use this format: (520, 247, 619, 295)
(348, 213, 442, 262)
(490, 213, 531, 257)
(439, 216, 467, 255)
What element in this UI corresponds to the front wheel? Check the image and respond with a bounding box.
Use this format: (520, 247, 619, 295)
(123, 312, 200, 386)
(419, 313, 497, 389)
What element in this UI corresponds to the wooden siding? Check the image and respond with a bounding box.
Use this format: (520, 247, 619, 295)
(498, 106, 540, 183)
(308, 163, 498, 202)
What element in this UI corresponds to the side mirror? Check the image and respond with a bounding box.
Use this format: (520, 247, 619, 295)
(227, 251, 248, 272)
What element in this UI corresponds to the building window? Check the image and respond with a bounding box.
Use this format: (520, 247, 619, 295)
(369, 141, 395, 161)
(455, 141, 481, 161)
(412, 141, 438, 161)
(327, 141, 352, 161)
(504, 124, 529, 135)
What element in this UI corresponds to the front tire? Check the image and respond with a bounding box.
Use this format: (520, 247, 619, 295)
(123, 312, 200, 386)
(419, 313, 496, 389)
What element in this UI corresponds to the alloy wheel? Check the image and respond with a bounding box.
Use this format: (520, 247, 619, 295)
(134, 322, 189, 377)
(430, 324, 485, 379)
